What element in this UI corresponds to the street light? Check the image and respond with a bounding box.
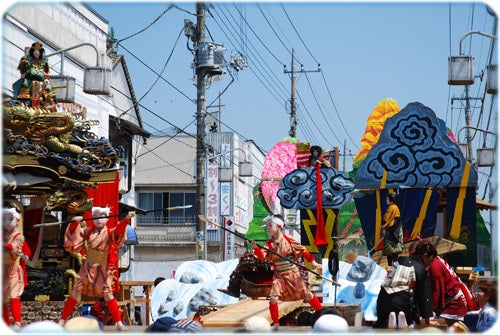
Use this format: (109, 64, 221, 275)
(448, 31, 497, 85)
(49, 75, 76, 103)
(486, 64, 497, 94)
(46, 42, 111, 101)
(457, 126, 496, 166)
(448, 55, 475, 85)
(209, 147, 253, 182)
(448, 31, 497, 162)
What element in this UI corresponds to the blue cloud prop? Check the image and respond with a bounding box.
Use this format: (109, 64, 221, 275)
(355, 102, 477, 189)
(277, 167, 355, 209)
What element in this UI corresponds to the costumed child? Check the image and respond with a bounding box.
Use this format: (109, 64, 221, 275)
(308, 145, 331, 168)
(58, 206, 135, 331)
(250, 214, 323, 330)
(3, 207, 31, 329)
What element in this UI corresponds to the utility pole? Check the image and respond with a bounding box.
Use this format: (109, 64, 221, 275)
(186, 3, 243, 260)
(288, 49, 297, 137)
(333, 147, 339, 170)
(451, 94, 483, 161)
(343, 140, 346, 172)
(464, 85, 474, 161)
(284, 49, 320, 137)
(195, 2, 207, 260)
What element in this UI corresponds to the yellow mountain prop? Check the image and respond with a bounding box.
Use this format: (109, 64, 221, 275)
(353, 98, 400, 169)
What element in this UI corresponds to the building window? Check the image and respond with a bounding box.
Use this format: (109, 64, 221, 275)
(137, 192, 195, 225)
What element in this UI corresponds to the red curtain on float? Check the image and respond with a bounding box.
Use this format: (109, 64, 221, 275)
(23, 207, 42, 264)
(84, 171, 121, 293)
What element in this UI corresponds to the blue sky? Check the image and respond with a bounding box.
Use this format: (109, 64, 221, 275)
(1, 1, 496, 193)
(85, 1, 497, 162)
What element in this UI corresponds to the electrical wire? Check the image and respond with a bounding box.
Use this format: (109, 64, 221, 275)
(118, 26, 185, 120)
(303, 72, 342, 146)
(115, 4, 175, 43)
(208, 5, 289, 105)
(119, 43, 195, 104)
(212, 3, 332, 146)
(214, 3, 344, 152)
(295, 90, 334, 148)
(280, 3, 319, 65)
(212, 5, 289, 97)
(257, 3, 291, 56)
(137, 26, 184, 103)
(230, 4, 286, 66)
(280, 3, 358, 150)
(319, 71, 359, 150)
(220, 3, 349, 150)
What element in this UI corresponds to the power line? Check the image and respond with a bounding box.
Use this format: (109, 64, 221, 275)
(110, 84, 196, 142)
(132, 135, 196, 178)
(280, 3, 319, 65)
(319, 70, 359, 150)
(303, 72, 342, 146)
(117, 26, 185, 121)
(229, 4, 286, 66)
(208, 5, 289, 103)
(137, 26, 184, 102)
(110, 24, 267, 156)
(210, 4, 354, 150)
(115, 4, 175, 43)
(257, 3, 291, 55)
(280, 3, 357, 150)
(118, 44, 196, 104)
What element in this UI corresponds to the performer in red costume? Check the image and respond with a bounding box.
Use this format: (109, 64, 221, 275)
(414, 239, 475, 329)
(58, 207, 135, 331)
(3, 207, 31, 330)
(250, 214, 323, 330)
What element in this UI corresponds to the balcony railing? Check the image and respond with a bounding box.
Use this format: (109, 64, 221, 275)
(137, 215, 196, 226)
(135, 223, 221, 245)
(136, 225, 196, 245)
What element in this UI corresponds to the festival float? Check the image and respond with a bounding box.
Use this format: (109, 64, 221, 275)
(199, 97, 492, 327)
(353, 99, 484, 268)
(3, 41, 123, 325)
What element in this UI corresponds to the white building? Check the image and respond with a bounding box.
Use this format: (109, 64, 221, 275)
(2, 3, 149, 272)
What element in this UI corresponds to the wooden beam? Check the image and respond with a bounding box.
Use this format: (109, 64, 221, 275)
(199, 298, 303, 327)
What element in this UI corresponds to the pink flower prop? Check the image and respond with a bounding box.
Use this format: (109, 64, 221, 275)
(261, 141, 297, 211)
